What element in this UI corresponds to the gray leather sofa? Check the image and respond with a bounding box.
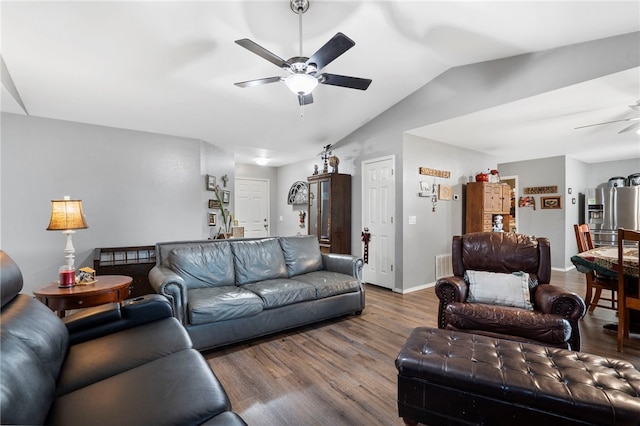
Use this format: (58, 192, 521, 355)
(149, 235, 365, 351)
(0, 250, 246, 426)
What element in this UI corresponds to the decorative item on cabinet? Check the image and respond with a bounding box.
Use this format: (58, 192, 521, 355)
(307, 173, 351, 254)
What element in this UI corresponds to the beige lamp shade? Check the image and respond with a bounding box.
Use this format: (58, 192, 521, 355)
(46, 199, 89, 231)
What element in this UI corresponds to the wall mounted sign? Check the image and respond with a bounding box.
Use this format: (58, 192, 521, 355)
(419, 167, 451, 179)
(523, 186, 557, 194)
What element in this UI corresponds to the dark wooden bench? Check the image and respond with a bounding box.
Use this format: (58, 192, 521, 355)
(396, 327, 640, 425)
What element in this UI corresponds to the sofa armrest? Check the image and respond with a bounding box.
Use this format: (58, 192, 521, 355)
(63, 295, 174, 344)
(321, 253, 363, 280)
(148, 265, 188, 324)
(434, 276, 468, 329)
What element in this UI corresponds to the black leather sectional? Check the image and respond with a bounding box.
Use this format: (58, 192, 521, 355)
(0, 250, 246, 426)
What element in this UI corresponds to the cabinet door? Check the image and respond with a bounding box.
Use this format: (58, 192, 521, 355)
(487, 185, 502, 212)
(308, 181, 318, 237)
(501, 185, 511, 213)
(319, 180, 331, 241)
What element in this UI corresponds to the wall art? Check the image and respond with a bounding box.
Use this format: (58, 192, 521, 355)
(541, 196, 562, 209)
(206, 175, 216, 191)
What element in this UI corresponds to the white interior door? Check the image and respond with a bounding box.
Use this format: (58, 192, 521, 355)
(362, 156, 395, 290)
(235, 178, 269, 237)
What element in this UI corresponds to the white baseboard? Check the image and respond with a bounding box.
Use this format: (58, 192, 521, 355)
(396, 282, 436, 294)
(552, 266, 576, 272)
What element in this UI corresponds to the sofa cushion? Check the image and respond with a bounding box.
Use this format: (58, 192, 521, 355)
(47, 349, 233, 426)
(242, 279, 316, 309)
(188, 286, 264, 324)
(293, 271, 360, 299)
(230, 239, 288, 285)
(56, 317, 192, 396)
(278, 235, 323, 277)
(169, 242, 235, 288)
(465, 270, 534, 310)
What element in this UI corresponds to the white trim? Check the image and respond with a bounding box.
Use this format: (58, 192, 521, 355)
(396, 282, 436, 294)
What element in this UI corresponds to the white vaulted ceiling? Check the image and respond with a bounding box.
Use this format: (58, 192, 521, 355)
(1, 1, 639, 166)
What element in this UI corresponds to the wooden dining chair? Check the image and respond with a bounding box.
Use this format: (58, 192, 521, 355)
(617, 228, 640, 352)
(573, 224, 617, 313)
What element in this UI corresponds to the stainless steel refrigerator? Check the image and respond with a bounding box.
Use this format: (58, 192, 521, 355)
(585, 186, 640, 246)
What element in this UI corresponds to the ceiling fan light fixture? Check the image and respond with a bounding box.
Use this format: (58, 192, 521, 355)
(284, 73, 318, 95)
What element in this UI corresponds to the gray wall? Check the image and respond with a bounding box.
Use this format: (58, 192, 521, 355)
(498, 156, 567, 269)
(1, 113, 233, 295)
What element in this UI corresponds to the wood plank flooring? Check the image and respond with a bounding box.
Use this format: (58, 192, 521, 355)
(205, 269, 639, 426)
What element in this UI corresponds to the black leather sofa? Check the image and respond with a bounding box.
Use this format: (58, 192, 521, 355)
(149, 235, 365, 351)
(0, 250, 246, 426)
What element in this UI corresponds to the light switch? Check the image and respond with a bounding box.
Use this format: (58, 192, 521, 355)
(408, 216, 416, 225)
(279, 216, 283, 221)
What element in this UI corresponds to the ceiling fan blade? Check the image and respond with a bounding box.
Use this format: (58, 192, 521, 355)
(618, 121, 640, 134)
(319, 73, 372, 90)
(234, 76, 282, 88)
(306, 32, 355, 72)
(574, 117, 638, 130)
(298, 93, 313, 106)
(235, 39, 290, 69)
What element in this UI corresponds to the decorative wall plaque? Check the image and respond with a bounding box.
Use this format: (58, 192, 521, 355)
(523, 186, 558, 195)
(419, 167, 451, 179)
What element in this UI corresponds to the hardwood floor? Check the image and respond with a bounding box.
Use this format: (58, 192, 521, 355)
(205, 269, 639, 426)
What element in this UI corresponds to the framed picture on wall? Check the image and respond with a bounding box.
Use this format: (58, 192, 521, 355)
(208, 213, 216, 226)
(541, 196, 562, 209)
(209, 199, 219, 209)
(222, 190, 230, 204)
(206, 175, 216, 191)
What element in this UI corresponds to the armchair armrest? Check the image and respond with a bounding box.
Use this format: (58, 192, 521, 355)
(63, 295, 173, 344)
(434, 276, 468, 328)
(321, 253, 363, 281)
(148, 265, 188, 324)
(534, 284, 586, 320)
(534, 284, 586, 350)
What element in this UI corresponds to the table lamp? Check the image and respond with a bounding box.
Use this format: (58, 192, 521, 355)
(46, 196, 88, 268)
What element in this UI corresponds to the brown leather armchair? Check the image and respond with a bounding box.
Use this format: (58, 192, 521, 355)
(435, 232, 587, 350)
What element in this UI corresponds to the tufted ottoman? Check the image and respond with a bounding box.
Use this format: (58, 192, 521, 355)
(396, 327, 640, 426)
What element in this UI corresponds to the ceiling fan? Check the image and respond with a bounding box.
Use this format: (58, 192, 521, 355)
(234, 0, 372, 106)
(574, 100, 640, 134)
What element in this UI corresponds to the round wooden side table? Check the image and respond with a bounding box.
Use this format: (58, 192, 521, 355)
(34, 275, 133, 318)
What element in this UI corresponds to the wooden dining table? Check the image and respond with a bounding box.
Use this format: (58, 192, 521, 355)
(571, 244, 639, 330)
(571, 245, 639, 279)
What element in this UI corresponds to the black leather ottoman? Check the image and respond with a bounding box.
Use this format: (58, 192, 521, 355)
(395, 327, 640, 426)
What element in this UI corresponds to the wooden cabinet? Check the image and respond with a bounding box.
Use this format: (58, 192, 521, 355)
(465, 182, 511, 233)
(308, 173, 351, 254)
(93, 246, 156, 298)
